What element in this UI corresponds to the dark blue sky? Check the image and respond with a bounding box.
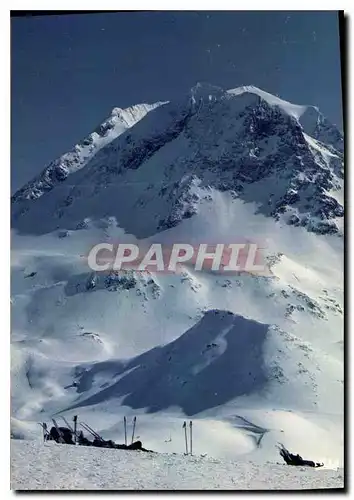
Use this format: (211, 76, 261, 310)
(11, 11, 342, 192)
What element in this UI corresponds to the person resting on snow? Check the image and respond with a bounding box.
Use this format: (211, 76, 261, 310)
(48, 426, 74, 445)
(90, 438, 153, 452)
(278, 445, 324, 467)
(77, 430, 92, 446)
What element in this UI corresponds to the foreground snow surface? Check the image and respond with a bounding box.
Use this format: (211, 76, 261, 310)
(11, 440, 344, 491)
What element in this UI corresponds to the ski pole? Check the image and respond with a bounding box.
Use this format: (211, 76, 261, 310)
(131, 416, 136, 444)
(73, 415, 78, 444)
(61, 416, 73, 432)
(183, 421, 188, 455)
(61, 416, 79, 444)
(124, 416, 127, 445)
(190, 420, 193, 455)
(39, 422, 48, 443)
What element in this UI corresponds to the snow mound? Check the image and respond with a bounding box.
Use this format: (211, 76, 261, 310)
(64, 311, 270, 415)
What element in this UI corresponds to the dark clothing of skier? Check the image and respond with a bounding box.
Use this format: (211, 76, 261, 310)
(77, 430, 92, 446)
(43, 421, 153, 452)
(279, 445, 324, 467)
(49, 426, 74, 445)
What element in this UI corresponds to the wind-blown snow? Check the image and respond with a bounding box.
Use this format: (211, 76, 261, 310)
(227, 85, 309, 119)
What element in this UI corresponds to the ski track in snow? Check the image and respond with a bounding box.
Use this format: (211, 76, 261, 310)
(11, 440, 344, 491)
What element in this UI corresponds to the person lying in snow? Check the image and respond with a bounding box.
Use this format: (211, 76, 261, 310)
(47, 426, 74, 445)
(278, 444, 324, 467)
(45, 424, 153, 452)
(92, 438, 153, 452)
(77, 430, 92, 446)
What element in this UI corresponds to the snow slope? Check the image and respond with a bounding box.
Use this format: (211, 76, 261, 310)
(11, 440, 344, 490)
(11, 84, 344, 487)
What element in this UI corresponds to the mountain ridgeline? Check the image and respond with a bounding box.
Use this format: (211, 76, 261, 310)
(11, 84, 344, 238)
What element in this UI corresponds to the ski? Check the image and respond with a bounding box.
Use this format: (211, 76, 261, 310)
(73, 415, 78, 445)
(82, 421, 103, 440)
(39, 422, 49, 442)
(80, 422, 103, 441)
(124, 416, 127, 446)
(52, 418, 66, 444)
(131, 416, 137, 444)
(61, 416, 74, 432)
(189, 420, 193, 455)
(61, 415, 80, 444)
(79, 423, 98, 440)
(183, 421, 188, 455)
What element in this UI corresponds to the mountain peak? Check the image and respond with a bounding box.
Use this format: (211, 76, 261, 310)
(227, 85, 309, 120)
(12, 83, 343, 238)
(12, 101, 166, 203)
(108, 102, 168, 128)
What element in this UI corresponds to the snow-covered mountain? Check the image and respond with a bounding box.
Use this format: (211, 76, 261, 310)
(11, 84, 344, 470)
(12, 84, 343, 237)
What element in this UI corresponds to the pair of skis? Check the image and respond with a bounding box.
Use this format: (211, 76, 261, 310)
(80, 421, 104, 441)
(123, 416, 136, 445)
(40, 415, 137, 447)
(40, 415, 79, 444)
(57, 415, 104, 443)
(183, 420, 193, 455)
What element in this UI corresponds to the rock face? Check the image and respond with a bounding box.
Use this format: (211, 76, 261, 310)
(11, 84, 343, 238)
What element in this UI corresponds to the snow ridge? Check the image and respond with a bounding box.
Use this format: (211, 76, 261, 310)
(11, 83, 344, 237)
(12, 101, 167, 203)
